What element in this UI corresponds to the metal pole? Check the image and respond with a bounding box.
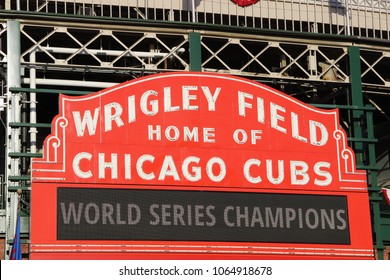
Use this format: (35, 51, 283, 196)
(191, 0, 196, 23)
(5, 20, 21, 260)
(189, 32, 202, 72)
(29, 51, 37, 154)
(145, 0, 149, 19)
(349, 46, 384, 259)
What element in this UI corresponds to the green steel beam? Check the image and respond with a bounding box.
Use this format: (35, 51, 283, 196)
(348, 137, 377, 143)
(366, 110, 385, 259)
(311, 104, 376, 111)
(189, 32, 202, 72)
(8, 186, 31, 191)
(8, 175, 31, 181)
(9, 122, 51, 128)
(382, 217, 390, 245)
(356, 165, 380, 171)
(8, 152, 43, 158)
(348, 46, 384, 259)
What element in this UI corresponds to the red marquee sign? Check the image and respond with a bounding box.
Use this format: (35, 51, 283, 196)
(30, 72, 373, 259)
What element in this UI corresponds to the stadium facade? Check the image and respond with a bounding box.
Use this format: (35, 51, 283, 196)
(0, 0, 389, 259)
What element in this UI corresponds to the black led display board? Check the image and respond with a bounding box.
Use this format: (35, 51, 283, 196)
(57, 188, 350, 244)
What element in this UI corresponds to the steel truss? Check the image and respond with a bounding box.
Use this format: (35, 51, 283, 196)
(0, 21, 388, 92)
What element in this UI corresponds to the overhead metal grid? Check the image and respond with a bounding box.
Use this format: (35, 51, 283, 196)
(5, 0, 390, 39)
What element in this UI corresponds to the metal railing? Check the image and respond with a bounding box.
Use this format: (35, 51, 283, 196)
(2, 0, 389, 40)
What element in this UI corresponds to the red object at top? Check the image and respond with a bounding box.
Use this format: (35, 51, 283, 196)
(231, 0, 260, 7)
